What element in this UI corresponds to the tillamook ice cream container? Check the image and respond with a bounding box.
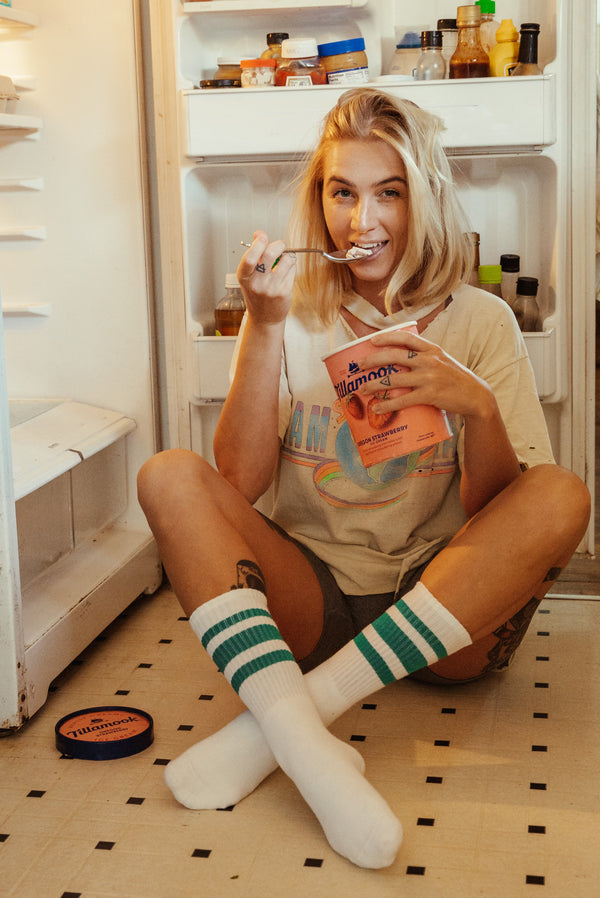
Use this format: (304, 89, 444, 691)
(323, 322, 452, 466)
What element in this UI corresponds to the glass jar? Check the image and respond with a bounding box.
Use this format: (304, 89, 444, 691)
(261, 32, 289, 60)
(414, 30, 446, 81)
(317, 37, 369, 85)
(240, 58, 277, 87)
(213, 57, 243, 82)
(275, 38, 327, 86)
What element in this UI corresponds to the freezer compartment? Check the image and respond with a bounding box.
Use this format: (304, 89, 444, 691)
(184, 77, 556, 159)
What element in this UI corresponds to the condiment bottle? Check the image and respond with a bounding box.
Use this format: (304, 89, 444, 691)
(500, 253, 520, 307)
(389, 32, 422, 77)
(512, 276, 541, 331)
(449, 5, 490, 79)
(467, 232, 481, 287)
(317, 37, 369, 85)
(510, 23, 542, 76)
(437, 19, 458, 78)
(414, 31, 446, 81)
(489, 19, 520, 77)
(478, 264, 503, 298)
(475, 0, 500, 55)
(261, 32, 289, 60)
(275, 38, 327, 87)
(215, 273, 246, 336)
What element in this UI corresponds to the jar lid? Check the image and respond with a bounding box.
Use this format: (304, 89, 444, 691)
(456, 5, 481, 26)
(516, 276, 539, 295)
(478, 264, 502, 284)
(475, 0, 496, 13)
(437, 19, 458, 30)
(317, 37, 366, 57)
(225, 273, 241, 288)
(396, 32, 421, 49)
(199, 79, 241, 89)
(240, 57, 277, 67)
(520, 22, 541, 33)
(266, 32, 289, 44)
(55, 706, 154, 760)
(500, 253, 520, 272)
(216, 56, 243, 66)
(281, 37, 319, 59)
(421, 30, 443, 48)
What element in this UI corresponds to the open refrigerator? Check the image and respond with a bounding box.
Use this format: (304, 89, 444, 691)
(0, 0, 596, 730)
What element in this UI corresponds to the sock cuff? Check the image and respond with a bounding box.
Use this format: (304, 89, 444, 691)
(402, 581, 472, 654)
(189, 588, 268, 642)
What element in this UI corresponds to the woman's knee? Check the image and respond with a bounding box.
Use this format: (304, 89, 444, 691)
(522, 463, 591, 542)
(137, 449, 212, 515)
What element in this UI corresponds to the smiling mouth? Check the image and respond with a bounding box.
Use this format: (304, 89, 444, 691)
(350, 241, 387, 257)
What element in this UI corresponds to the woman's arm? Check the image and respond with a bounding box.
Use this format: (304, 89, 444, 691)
(214, 232, 296, 504)
(359, 330, 522, 519)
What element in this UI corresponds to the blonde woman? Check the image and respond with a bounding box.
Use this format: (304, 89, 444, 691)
(137, 89, 589, 869)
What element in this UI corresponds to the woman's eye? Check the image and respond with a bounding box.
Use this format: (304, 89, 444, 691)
(332, 188, 353, 199)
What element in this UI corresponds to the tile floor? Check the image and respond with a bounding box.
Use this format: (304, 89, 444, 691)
(1, 585, 599, 898)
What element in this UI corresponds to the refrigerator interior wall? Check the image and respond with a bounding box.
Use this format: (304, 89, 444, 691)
(0, 0, 162, 729)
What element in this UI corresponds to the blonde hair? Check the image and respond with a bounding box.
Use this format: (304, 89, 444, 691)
(288, 88, 474, 327)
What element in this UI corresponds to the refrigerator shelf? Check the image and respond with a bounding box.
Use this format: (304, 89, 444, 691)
(0, 7, 38, 29)
(184, 75, 555, 158)
(0, 112, 42, 132)
(9, 399, 136, 501)
(2, 302, 51, 317)
(182, 0, 367, 11)
(0, 225, 46, 240)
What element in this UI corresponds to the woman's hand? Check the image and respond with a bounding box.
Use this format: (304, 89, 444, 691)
(358, 329, 522, 517)
(237, 230, 297, 328)
(358, 330, 494, 421)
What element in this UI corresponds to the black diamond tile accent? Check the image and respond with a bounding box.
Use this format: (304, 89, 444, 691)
(532, 745, 548, 752)
(533, 712, 549, 719)
(406, 866, 426, 876)
(95, 841, 115, 851)
(528, 825, 546, 834)
(537, 631, 550, 636)
(434, 739, 450, 746)
(536, 656, 550, 661)
(417, 817, 435, 827)
(192, 848, 212, 858)
(138, 662, 152, 669)
(153, 758, 170, 766)
(362, 703, 377, 710)
(534, 682, 549, 689)
(178, 724, 194, 731)
(178, 616, 189, 621)
(426, 776, 443, 784)
(441, 707, 456, 714)
(27, 790, 45, 798)
(126, 797, 145, 805)
(61, 893, 82, 898)
(350, 734, 366, 742)
(526, 874, 545, 885)
(115, 689, 130, 696)
(530, 782, 547, 791)
(0, 834, 9, 842)
(199, 694, 214, 701)
(159, 638, 172, 644)
(304, 858, 323, 867)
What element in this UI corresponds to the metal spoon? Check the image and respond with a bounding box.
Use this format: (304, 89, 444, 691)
(240, 241, 372, 263)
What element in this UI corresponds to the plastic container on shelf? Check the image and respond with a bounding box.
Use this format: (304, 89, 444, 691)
(212, 57, 243, 82)
(317, 38, 369, 85)
(437, 19, 458, 78)
(478, 264, 503, 297)
(475, 0, 500, 55)
(489, 19, 520, 77)
(275, 38, 327, 87)
(500, 253, 520, 306)
(389, 31, 422, 77)
(512, 276, 541, 331)
(240, 57, 277, 87)
(414, 30, 445, 81)
(449, 5, 490, 79)
(215, 273, 245, 336)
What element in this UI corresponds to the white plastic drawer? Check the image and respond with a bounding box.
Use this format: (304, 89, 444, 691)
(193, 335, 237, 400)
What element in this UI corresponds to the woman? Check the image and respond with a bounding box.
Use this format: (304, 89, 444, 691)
(137, 89, 590, 869)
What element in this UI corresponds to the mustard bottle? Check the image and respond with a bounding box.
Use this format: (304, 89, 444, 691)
(489, 19, 519, 77)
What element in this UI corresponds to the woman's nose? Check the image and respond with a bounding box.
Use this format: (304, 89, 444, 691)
(351, 196, 375, 232)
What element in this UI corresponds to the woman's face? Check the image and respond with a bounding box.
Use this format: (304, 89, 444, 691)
(321, 138, 409, 306)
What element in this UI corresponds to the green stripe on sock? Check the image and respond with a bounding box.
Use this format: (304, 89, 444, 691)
(230, 648, 296, 693)
(200, 607, 271, 650)
(372, 613, 428, 673)
(354, 631, 396, 686)
(395, 598, 449, 661)
(211, 623, 282, 673)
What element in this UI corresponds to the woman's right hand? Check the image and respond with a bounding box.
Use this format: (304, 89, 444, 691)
(237, 230, 296, 327)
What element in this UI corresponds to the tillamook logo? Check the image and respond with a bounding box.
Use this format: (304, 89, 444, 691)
(333, 362, 399, 400)
(66, 714, 139, 738)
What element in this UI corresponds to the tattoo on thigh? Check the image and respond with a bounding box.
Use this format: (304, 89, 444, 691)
(543, 566, 562, 583)
(231, 560, 266, 594)
(484, 596, 541, 673)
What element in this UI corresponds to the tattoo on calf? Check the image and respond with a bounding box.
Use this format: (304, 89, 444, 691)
(231, 560, 267, 594)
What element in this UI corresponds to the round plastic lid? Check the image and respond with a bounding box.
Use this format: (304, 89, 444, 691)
(317, 37, 366, 57)
(281, 37, 319, 59)
(55, 706, 154, 760)
(516, 276, 539, 295)
(478, 264, 502, 283)
(240, 58, 277, 67)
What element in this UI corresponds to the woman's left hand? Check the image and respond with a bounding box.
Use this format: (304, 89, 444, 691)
(358, 329, 494, 422)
